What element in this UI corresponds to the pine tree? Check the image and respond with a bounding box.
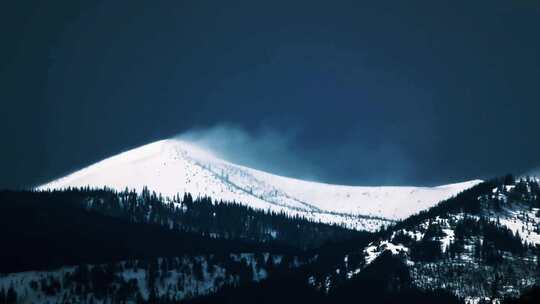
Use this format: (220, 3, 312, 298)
(503, 174, 515, 185)
(5, 286, 16, 304)
(490, 273, 501, 302)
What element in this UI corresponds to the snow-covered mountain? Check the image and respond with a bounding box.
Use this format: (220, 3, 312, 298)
(38, 139, 481, 231)
(308, 177, 540, 303)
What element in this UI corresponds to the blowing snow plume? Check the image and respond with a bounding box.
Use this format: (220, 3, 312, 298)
(175, 124, 321, 182)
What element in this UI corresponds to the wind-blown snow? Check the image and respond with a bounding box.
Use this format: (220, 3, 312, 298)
(38, 139, 481, 230)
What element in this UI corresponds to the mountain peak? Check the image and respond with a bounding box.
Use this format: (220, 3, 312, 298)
(38, 139, 482, 231)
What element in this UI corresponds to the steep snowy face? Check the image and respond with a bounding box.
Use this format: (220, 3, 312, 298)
(38, 139, 481, 230)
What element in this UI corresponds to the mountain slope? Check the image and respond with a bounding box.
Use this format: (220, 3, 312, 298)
(38, 139, 481, 230)
(307, 177, 540, 303)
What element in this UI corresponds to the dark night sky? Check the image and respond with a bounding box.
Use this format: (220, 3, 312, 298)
(2, 0, 540, 189)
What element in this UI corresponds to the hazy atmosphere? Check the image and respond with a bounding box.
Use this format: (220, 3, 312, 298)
(2, 0, 540, 188)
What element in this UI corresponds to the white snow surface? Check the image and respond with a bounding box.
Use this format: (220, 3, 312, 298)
(38, 139, 481, 230)
(364, 241, 409, 265)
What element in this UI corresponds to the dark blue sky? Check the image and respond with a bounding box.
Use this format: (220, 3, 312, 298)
(2, 0, 540, 188)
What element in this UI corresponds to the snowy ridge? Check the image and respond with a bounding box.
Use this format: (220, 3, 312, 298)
(38, 139, 481, 231)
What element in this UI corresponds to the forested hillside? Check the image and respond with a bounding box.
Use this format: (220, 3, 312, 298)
(306, 176, 540, 303)
(2, 176, 539, 303)
(0, 187, 367, 303)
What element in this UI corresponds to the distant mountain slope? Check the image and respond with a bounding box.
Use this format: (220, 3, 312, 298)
(38, 139, 481, 230)
(307, 176, 540, 303)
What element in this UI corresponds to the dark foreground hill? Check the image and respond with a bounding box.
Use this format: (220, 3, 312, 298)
(0, 176, 539, 303)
